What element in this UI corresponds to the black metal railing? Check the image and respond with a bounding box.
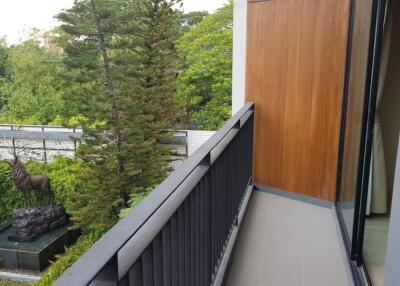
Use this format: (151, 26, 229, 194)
(55, 103, 254, 286)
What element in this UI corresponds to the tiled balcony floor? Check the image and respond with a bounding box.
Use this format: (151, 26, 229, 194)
(225, 189, 354, 286)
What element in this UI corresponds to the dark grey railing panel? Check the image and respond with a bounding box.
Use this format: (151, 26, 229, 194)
(118, 163, 210, 278)
(55, 103, 254, 286)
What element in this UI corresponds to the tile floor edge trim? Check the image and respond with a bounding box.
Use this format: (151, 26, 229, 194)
(254, 183, 334, 209)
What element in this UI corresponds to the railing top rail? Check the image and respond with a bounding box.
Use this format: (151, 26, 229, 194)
(0, 123, 81, 129)
(55, 102, 254, 285)
(0, 130, 82, 141)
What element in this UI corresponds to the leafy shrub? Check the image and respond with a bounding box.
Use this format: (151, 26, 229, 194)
(25, 156, 88, 212)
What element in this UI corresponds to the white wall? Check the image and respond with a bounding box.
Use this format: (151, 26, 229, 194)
(232, 0, 247, 114)
(380, 2, 400, 197)
(382, 6, 400, 282)
(384, 136, 400, 286)
(185, 130, 217, 156)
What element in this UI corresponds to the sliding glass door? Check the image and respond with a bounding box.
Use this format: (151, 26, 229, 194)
(336, 0, 389, 284)
(336, 0, 374, 252)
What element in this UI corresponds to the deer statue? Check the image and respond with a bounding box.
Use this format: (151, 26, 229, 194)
(4, 157, 53, 207)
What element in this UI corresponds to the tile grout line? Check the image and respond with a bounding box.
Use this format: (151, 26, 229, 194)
(302, 255, 305, 286)
(300, 203, 305, 286)
(256, 194, 271, 283)
(331, 207, 356, 286)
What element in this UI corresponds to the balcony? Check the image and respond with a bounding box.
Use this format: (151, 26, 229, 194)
(55, 103, 353, 286)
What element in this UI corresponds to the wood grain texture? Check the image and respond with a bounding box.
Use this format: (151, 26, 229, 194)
(246, 0, 350, 201)
(339, 0, 374, 202)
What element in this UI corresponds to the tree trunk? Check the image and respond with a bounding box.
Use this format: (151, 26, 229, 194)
(90, 0, 124, 181)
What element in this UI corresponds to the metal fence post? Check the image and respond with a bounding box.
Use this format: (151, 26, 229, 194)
(43, 139, 47, 163)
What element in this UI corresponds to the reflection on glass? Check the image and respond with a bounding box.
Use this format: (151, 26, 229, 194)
(337, 0, 373, 245)
(363, 1, 399, 283)
(363, 215, 389, 286)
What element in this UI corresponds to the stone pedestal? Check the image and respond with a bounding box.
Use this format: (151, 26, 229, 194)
(0, 206, 78, 271)
(8, 206, 67, 242)
(0, 225, 79, 271)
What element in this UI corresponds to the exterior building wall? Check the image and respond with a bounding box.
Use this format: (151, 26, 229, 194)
(245, 0, 350, 201)
(232, 0, 247, 114)
(380, 4, 400, 197)
(384, 136, 400, 286)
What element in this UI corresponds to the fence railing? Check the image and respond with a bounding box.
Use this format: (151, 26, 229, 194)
(55, 103, 255, 286)
(0, 124, 82, 133)
(0, 125, 82, 162)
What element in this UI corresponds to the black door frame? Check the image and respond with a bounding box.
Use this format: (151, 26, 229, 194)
(335, 0, 356, 250)
(335, 0, 388, 284)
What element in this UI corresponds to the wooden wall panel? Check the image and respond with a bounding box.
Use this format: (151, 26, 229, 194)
(246, 0, 350, 201)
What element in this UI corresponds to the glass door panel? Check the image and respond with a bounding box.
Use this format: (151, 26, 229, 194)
(362, 1, 399, 284)
(337, 0, 374, 247)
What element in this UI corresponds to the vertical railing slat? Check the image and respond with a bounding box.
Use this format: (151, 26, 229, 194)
(153, 234, 163, 286)
(170, 214, 179, 286)
(129, 259, 143, 286)
(162, 223, 171, 286)
(177, 205, 185, 286)
(190, 191, 196, 286)
(195, 183, 200, 286)
(142, 246, 154, 286)
(184, 199, 191, 286)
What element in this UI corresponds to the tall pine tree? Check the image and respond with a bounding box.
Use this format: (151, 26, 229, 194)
(57, 0, 181, 232)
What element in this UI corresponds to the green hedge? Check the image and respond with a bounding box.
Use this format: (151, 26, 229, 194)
(32, 231, 102, 286)
(0, 156, 86, 222)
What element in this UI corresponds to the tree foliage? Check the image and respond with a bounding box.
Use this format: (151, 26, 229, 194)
(57, 0, 181, 232)
(177, 10, 209, 33)
(176, 2, 233, 130)
(0, 32, 66, 124)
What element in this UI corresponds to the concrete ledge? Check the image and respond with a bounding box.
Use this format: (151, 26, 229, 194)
(0, 226, 79, 271)
(0, 270, 40, 283)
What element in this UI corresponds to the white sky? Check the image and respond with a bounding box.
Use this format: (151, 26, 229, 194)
(0, 0, 228, 45)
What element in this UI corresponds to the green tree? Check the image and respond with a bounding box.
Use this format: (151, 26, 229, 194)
(176, 3, 233, 130)
(177, 10, 209, 33)
(57, 0, 181, 232)
(138, 0, 183, 138)
(0, 32, 66, 124)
